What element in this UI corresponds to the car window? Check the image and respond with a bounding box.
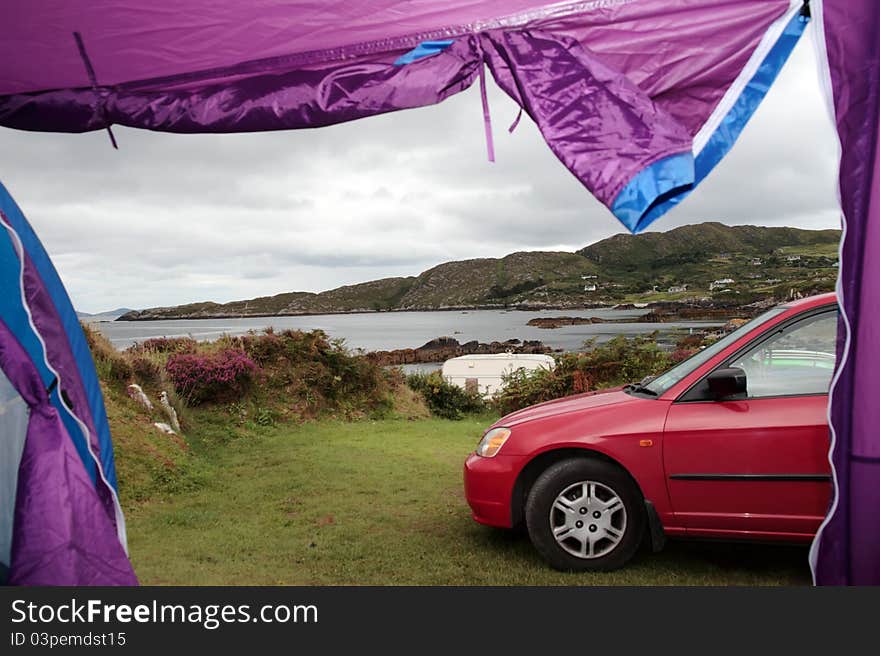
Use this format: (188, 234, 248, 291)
(643, 307, 787, 396)
(728, 310, 838, 398)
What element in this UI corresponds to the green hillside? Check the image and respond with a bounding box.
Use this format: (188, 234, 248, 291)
(580, 222, 840, 268)
(119, 222, 840, 320)
(576, 222, 840, 303)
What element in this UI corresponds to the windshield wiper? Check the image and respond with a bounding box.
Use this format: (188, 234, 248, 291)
(623, 383, 658, 397)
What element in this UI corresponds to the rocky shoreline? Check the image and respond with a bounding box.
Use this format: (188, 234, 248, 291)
(116, 303, 614, 321)
(116, 300, 760, 323)
(522, 300, 758, 329)
(627, 300, 766, 323)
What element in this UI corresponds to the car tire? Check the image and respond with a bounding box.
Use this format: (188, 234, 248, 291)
(525, 458, 645, 571)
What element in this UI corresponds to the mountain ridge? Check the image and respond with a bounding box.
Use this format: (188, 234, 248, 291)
(78, 307, 134, 318)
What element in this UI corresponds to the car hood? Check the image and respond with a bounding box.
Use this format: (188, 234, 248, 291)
(496, 387, 641, 427)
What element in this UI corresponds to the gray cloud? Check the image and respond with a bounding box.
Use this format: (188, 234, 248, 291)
(0, 26, 838, 312)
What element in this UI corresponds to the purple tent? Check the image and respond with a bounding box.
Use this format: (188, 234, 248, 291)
(1, 183, 137, 585)
(807, 1, 880, 586)
(0, 0, 876, 584)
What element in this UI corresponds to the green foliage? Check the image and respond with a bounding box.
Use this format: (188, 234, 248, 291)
(255, 407, 277, 427)
(221, 329, 397, 419)
(405, 371, 485, 420)
(129, 354, 163, 386)
(130, 337, 198, 354)
(82, 323, 133, 383)
(494, 335, 673, 415)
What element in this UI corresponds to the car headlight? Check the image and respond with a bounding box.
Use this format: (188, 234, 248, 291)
(476, 427, 511, 458)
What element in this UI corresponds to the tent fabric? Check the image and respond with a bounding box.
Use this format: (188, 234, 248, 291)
(1, 0, 876, 584)
(0, 320, 136, 586)
(0, 353, 29, 579)
(0, 186, 135, 585)
(808, 0, 880, 586)
(1, 0, 803, 233)
(1, 184, 119, 495)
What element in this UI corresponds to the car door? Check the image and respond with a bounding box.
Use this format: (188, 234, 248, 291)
(662, 307, 836, 539)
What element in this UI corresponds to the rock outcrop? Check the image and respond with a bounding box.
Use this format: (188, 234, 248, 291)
(526, 316, 607, 329)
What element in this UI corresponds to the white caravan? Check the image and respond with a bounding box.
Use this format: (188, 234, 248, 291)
(441, 353, 555, 398)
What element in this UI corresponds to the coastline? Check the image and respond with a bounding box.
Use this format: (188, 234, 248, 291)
(114, 303, 616, 321)
(114, 299, 755, 323)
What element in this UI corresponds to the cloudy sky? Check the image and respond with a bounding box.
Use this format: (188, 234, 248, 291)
(1, 24, 838, 314)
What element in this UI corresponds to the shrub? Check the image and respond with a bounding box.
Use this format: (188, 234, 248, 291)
(670, 348, 698, 363)
(130, 355, 163, 385)
(237, 330, 286, 365)
(82, 323, 134, 384)
(494, 335, 673, 415)
(90, 323, 406, 420)
(166, 349, 258, 405)
(223, 329, 395, 414)
(131, 337, 198, 354)
(406, 371, 485, 420)
(674, 334, 705, 351)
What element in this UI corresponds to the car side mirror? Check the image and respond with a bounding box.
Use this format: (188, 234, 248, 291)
(707, 367, 747, 400)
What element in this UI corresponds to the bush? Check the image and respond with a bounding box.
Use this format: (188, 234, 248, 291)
(406, 371, 485, 420)
(166, 349, 258, 405)
(131, 337, 198, 354)
(670, 348, 698, 363)
(82, 323, 133, 384)
(211, 329, 400, 419)
(674, 334, 705, 350)
(89, 323, 409, 420)
(494, 335, 673, 415)
(130, 355, 163, 385)
(237, 330, 286, 365)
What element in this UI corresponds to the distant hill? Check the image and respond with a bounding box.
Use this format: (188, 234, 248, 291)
(118, 223, 840, 320)
(78, 308, 134, 319)
(579, 222, 840, 268)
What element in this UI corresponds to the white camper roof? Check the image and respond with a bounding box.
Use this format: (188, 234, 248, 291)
(443, 353, 555, 363)
(442, 353, 555, 378)
(441, 353, 555, 398)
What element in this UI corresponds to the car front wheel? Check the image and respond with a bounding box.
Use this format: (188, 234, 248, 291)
(525, 458, 645, 571)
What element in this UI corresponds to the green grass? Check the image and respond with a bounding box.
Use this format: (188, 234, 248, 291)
(125, 415, 811, 586)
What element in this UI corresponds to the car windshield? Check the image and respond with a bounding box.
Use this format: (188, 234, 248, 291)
(641, 307, 789, 396)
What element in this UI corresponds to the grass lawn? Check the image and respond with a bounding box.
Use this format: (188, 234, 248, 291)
(126, 415, 811, 585)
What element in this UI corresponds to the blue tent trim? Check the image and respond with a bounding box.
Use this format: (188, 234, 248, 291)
(612, 9, 809, 232)
(0, 182, 116, 491)
(393, 40, 455, 66)
(0, 210, 97, 484)
(610, 152, 694, 234)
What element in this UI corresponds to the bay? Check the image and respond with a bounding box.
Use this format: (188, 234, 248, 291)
(91, 308, 724, 352)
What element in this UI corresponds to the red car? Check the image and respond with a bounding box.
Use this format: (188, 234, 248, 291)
(464, 293, 837, 571)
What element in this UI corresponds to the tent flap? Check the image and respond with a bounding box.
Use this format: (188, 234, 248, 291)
(480, 29, 694, 232)
(1, 0, 804, 234)
(809, 0, 880, 586)
(0, 185, 135, 586)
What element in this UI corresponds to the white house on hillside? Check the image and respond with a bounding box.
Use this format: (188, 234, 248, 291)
(710, 278, 735, 290)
